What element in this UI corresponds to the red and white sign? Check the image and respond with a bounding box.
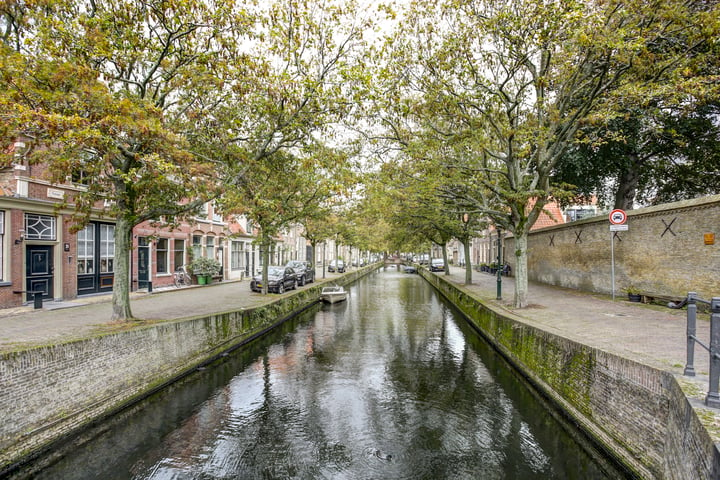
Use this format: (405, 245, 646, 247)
(609, 209, 627, 225)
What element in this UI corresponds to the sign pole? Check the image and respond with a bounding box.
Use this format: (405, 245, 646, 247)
(611, 229, 616, 301)
(608, 209, 628, 302)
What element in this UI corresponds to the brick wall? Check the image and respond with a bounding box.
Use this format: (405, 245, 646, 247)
(505, 195, 720, 300)
(422, 270, 720, 479)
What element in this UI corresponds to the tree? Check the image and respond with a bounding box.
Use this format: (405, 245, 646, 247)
(379, 0, 719, 307)
(556, 101, 720, 209)
(199, 0, 372, 293)
(1, 0, 241, 320)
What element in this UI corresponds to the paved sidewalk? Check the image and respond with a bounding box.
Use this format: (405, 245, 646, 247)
(0, 272, 345, 352)
(441, 267, 707, 376)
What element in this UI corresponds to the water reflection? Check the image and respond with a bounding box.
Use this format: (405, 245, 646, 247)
(32, 269, 618, 479)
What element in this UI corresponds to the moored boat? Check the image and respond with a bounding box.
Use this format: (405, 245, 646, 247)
(321, 285, 347, 304)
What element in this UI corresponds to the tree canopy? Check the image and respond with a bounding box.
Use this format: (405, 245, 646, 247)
(1, 0, 718, 313)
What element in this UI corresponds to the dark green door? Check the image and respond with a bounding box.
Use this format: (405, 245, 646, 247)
(26, 245, 53, 301)
(138, 237, 150, 289)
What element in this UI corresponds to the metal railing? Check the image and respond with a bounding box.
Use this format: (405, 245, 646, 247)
(672, 292, 720, 408)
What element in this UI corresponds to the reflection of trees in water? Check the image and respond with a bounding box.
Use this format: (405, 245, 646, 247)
(33, 274, 613, 479)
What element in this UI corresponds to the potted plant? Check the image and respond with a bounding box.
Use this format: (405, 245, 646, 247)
(189, 257, 221, 285)
(623, 285, 642, 302)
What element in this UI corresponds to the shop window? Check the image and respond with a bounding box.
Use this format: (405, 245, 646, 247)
(99, 224, 115, 273)
(77, 224, 95, 274)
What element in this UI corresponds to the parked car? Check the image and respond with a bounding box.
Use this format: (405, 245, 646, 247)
(285, 260, 315, 286)
(250, 266, 297, 293)
(328, 259, 345, 273)
(429, 258, 445, 272)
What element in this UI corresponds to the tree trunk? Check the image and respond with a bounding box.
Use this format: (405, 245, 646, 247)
(513, 233, 529, 308)
(261, 237, 270, 295)
(111, 216, 134, 321)
(463, 238, 472, 284)
(613, 153, 641, 210)
(441, 242, 450, 275)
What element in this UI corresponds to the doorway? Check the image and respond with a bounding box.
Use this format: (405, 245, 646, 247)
(25, 245, 53, 301)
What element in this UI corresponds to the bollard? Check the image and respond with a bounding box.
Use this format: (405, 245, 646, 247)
(685, 292, 697, 376)
(33, 291, 43, 309)
(148, 281, 153, 293)
(705, 298, 720, 408)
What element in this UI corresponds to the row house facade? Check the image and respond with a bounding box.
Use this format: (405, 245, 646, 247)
(0, 152, 313, 309)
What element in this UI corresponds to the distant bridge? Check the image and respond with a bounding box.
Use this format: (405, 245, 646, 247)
(383, 256, 408, 266)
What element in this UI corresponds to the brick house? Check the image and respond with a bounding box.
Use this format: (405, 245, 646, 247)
(0, 144, 268, 309)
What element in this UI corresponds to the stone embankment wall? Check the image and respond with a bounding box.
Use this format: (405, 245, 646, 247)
(506, 195, 720, 301)
(0, 266, 376, 475)
(421, 269, 719, 479)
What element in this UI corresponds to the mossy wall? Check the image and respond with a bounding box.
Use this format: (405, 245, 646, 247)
(422, 269, 720, 479)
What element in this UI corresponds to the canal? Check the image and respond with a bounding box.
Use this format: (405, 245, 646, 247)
(30, 268, 622, 479)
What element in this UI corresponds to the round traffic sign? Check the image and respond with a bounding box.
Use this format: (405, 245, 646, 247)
(609, 209, 627, 225)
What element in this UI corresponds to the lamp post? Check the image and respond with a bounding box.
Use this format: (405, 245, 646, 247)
(496, 228, 502, 300)
(462, 213, 471, 284)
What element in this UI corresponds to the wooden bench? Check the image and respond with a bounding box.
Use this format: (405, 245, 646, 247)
(639, 292, 685, 307)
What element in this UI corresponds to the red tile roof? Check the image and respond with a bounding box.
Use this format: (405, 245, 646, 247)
(530, 200, 565, 230)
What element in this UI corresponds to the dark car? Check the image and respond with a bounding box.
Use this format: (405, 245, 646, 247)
(285, 260, 315, 286)
(328, 259, 345, 273)
(429, 258, 445, 272)
(250, 266, 297, 293)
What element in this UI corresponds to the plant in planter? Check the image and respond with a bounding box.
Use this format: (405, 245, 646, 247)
(189, 257, 221, 285)
(623, 285, 642, 302)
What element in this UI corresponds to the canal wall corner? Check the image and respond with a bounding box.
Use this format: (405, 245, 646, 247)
(0, 264, 381, 477)
(421, 269, 720, 480)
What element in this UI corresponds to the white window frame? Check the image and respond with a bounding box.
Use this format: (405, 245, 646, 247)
(156, 238, 169, 274)
(25, 214, 56, 240)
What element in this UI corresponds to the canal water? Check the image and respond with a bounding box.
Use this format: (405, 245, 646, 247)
(32, 269, 622, 479)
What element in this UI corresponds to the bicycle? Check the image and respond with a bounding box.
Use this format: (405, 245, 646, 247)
(173, 266, 192, 288)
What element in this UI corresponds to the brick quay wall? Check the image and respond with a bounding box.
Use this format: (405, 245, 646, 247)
(421, 269, 718, 479)
(505, 195, 720, 301)
(0, 266, 377, 476)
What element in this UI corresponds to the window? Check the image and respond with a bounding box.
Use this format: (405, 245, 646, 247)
(99, 224, 115, 273)
(25, 214, 56, 240)
(231, 241, 243, 270)
(173, 239, 185, 270)
(156, 238, 169, 274)
(0, 211, 4, 281)
(77, 225, 95, 274)
(196, 202, 209, 219)
(212, 202, 223, 223)
(205, 236, 215, 260)
(192, 235, 202, 259)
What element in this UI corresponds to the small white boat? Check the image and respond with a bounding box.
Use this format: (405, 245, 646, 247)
(321, 285, 347, 304)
